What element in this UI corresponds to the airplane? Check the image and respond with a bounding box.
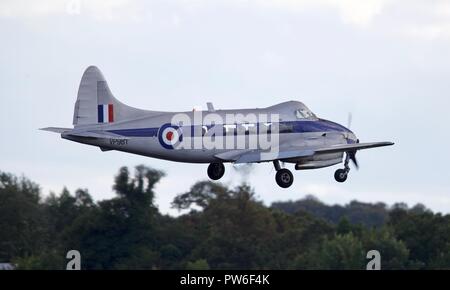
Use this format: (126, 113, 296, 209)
(42, 66, 394, 188)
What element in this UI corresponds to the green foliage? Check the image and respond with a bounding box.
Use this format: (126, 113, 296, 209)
(0, 167, 449, 269)
(0, 172, 47, 262)
(174, 182, 278, 269)
(361, 228, 410, 269)
(388, 207, 450, 269)
(13, 250, 65, 270)
(62, 165, 165, 269)
(294, 233, 365, 269)
(272, 196, 389, 227)
(186, 259, 210, 270)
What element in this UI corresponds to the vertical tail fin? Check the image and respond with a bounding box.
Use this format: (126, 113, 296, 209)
(73, 66, 160, 127)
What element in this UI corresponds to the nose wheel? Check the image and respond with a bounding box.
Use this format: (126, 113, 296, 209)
(334, 152, 351, 183)
(334, 169, 348, 183)
(207, 162, 225, 180)
(274, 160, 294, 188)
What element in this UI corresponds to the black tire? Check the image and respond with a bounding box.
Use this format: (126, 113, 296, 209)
(275, 169, 294, 188)
(207, 162, 225, 180)
(334, 169, 348, 183)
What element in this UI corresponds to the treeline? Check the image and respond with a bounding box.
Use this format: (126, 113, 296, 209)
(272, 196, 429, 228)
(0, 165, 449, 269)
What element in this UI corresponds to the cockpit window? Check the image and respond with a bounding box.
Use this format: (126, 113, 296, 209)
(295, 108, 316, 119)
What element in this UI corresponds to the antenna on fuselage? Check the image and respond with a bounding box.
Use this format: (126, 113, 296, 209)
(207, 102, 215, 112)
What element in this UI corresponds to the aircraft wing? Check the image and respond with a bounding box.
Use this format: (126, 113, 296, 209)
(314, 142, 394, 154)
(40, 127, 129, 140)
(215, 141, 393, 164)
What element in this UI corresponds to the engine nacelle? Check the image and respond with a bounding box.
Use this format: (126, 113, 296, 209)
(295, 157, 342, 170)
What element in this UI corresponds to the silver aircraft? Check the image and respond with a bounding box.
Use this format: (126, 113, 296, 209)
(42, 66, 394, 188)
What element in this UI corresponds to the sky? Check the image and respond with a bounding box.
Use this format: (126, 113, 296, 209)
(1, 0, 450, 215)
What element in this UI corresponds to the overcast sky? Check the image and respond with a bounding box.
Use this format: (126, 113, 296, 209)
(1, 0, 450, 215)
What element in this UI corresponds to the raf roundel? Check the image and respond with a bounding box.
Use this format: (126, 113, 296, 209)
(158, 124, 183, 149)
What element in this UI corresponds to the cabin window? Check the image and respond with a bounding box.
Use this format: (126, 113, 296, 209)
(201, 126, 208, 136)
(259, 122, 272, 134)
(223, 124, 237, 135)
(241, 123, 256, 135)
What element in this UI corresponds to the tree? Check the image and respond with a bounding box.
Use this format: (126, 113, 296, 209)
(295, 233, 365, 270)
(63, 165, 165, 269)
(0, 172, 47, 262)
(172, 181, 229, 210)
(2, 166, 450, 270)
(271, 197, 388, 227)
(173, 182, 279, 269)
(388, 207, 450, 268)
(361, 228, 410, 269)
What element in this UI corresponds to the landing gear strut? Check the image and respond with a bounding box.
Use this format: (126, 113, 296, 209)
(274, 160, 294, 188)
(334, 153, 351, 183)
(207, 162, 225, 180)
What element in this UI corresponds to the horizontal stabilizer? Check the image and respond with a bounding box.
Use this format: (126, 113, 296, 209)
(41, 127, 129, 140)
(65, 130, 129, 140)
(40, 127, 72, 134)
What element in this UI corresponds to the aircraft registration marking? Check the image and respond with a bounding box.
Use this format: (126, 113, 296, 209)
(109, 139, 128, 146)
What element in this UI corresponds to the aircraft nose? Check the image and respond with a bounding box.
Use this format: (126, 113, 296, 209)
(346, 132, 358, 144)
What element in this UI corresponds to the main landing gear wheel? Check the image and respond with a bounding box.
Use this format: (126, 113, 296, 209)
(207, 162, 225, 180)
(276, 169, 294, 188)
(273, 160, 293, 188)
(334, 169, 348, 183)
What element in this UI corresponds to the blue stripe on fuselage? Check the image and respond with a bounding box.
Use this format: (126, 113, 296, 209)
(107, 119, 351, 137)
(315, 119, 352, 133)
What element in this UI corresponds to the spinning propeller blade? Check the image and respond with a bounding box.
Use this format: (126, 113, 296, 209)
(349, 151, 359, 169)
(347, 112, 353, 129)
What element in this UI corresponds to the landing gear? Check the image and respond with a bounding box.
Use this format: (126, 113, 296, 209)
(276, 169, 294, 188)
(207, 162, 225, 180)
(334, 152, 351, 183)
(334, 169, 348, 183)
(274, 160, 294, 188)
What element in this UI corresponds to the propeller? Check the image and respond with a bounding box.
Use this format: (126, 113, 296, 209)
(348, 151, 359, 169)
(347, 112, 353, 129)
(345, 112, 353, 141)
